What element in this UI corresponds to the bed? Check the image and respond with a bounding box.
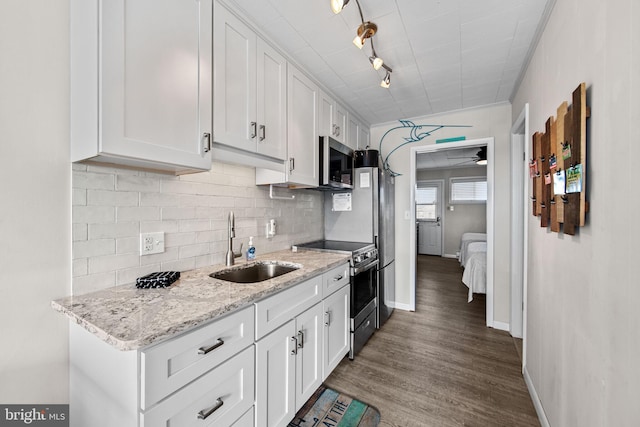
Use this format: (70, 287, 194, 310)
(461, 241, 487, 302)
(459, 232, 487, 267)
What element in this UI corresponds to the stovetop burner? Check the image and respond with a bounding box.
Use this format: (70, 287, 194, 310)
(295, 240, 374, 254)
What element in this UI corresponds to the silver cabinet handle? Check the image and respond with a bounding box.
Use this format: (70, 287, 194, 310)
(291, 336, 298, 355)
(197, 338, 224, 355)
(297, 330, 304, 349)
(250, 121, 257, 139)
(259, 124, 266, 141)
(289, 158, 295, 172)
(197, 398, 223, 420)
(332, 274, 343, 282)
(202, 132, 211, 153)
(324, 311, 331, 327)
(335, 125, 340, 137)
(332, 124, 337, 136)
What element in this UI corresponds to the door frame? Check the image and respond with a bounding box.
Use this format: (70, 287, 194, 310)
(415, 179, 444, 256)
(409, 137, 495, 327)
(510, 104, 529, 362)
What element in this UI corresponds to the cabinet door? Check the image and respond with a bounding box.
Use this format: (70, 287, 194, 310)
(100, 0, 212, 170)
(256, 39, 287, 160)
(287, 66, 319, 187)
(334, 102, 348, 145)
(256, 321, 296, 427)
(323, 285, 350, 380)
(319, 91, 335, 137)
(347, 115, 359, 151)
(295, 302, 323, 412)
(358, 124, 370, 150)
(213, 3, 257, 152)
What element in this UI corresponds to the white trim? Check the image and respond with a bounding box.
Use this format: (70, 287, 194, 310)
(410, 137, 495, 327)
(510, 103, 530, 369)
(524, 365, 550, 427)
(492, 320, 510, 332)
(392, 301, 414, 312)
(442, 254, 458, 259)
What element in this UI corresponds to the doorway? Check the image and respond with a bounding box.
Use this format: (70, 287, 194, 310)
(409, 137, 495, 327)
(416, 180, 443, 256)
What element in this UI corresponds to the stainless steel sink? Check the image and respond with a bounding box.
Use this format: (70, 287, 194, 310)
(210, 261, 300, 283)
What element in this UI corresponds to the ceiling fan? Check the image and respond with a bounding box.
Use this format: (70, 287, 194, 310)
(448, 146, 487, 166)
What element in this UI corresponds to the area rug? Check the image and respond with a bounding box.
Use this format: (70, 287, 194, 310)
(288, 385, 380, 427)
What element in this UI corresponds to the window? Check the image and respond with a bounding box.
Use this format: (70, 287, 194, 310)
(450, 177, 487, 203)
(415, 182, 438, 220)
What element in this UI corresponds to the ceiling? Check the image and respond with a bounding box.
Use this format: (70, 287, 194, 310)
(416, 145, 486, 170)
(224, 0, 553, 125)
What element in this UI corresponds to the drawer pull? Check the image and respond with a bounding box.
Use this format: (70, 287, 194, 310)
(198, 339, 224, 355)
(332, 274, 343, 282)
(197, 397, 224, 420)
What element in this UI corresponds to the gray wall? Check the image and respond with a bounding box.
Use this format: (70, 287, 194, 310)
(372, 103, 512, 321)
(0, 0, 70, 402)
(417, 167, 486, 257)
(512, 0, 640, 424)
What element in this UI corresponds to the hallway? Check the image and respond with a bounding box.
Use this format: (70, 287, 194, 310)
(324, 255, 539, 426)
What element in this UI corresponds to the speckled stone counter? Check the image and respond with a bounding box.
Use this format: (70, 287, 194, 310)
(52, 249, 349, 351)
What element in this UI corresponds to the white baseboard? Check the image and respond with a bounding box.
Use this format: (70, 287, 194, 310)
(492, 320, 510, 331)
(442, 253, 458, 259)
(523, 365, 550, 427)
(392, 301, 414, 312)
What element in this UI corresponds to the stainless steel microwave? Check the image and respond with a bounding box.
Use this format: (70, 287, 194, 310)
(319, 136, 354, 189)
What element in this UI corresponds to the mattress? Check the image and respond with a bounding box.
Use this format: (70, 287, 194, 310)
(462, 250, 487, 303)
(459, 232, 487, 267)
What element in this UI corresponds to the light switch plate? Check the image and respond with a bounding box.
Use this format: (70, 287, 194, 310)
(140, 232, 164, 255)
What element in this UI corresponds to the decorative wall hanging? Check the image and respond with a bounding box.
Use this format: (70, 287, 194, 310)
(378, 120, 471, 176)
(531, 82, 590, 235)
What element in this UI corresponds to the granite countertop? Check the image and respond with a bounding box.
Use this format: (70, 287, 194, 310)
(52, 249, 350, 351)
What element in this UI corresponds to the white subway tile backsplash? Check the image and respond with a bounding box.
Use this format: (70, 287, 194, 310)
(89, 253, 140, 274)
(87, 190, 138, 206)
(73, 206, 115, 224)
(89, 222, 139, 239)
(73, 239, 115, 259)
(72, 162, 323, 294)
(117, 206, 160, 222)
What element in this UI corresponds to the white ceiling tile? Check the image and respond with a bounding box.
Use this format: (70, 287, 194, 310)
(224, 0, 553, 124)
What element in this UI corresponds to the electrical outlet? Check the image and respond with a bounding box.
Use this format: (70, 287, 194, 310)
(140, 232, 164, 255)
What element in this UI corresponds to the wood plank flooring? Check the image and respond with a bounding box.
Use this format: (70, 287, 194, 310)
(324, 255, 539, 427)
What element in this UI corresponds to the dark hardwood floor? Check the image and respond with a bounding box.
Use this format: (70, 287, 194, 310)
(324, 255, 539, 427)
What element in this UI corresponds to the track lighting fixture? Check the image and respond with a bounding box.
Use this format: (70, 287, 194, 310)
(330, 0, 394, 88)
(380, 71, 391, 88)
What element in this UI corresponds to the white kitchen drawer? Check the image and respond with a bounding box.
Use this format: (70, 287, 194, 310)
(140, 346, 255, 427)
(322, 263, 350, 298)
(231, 406, 254, 427)
(255, 276, 322, 340)
(140, 305, 254, 409)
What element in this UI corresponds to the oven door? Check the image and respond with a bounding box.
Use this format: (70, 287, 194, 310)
(351, 259, 378, 318)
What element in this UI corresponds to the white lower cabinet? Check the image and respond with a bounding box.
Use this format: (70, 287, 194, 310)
(323, 284, 350, 380)
(255, 302, 323, 427)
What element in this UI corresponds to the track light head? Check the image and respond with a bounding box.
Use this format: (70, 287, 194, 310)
(330, 0, 350, 14)
(353, 22, 377, 49)
(380, 71, 391, 88)
(369, 56, 384, 70)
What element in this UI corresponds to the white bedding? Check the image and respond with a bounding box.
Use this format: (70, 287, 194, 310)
(461, 242, 487, 302)
(459, 232, 487, 267)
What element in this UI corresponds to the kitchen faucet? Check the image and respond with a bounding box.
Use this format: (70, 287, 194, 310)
(225, 211, 243, 266)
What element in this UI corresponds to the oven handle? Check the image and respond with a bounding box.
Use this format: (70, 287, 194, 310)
(351, 259, 379, 275)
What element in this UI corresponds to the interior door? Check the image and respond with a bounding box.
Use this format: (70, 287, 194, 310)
(416, 181, 443, 256)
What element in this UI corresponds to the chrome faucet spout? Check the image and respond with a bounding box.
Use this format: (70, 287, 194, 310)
(225, 211, 243, 266)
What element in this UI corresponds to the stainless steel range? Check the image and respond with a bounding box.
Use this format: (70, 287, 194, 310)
(293, 240, 378, 359)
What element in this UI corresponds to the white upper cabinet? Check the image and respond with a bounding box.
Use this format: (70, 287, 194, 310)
(348, 115, 360, 151)
(70, 0, 213, 174)
(213, 3, 286, 162)
(319, 91, 348, 146)
(358, 123, 371, 150)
